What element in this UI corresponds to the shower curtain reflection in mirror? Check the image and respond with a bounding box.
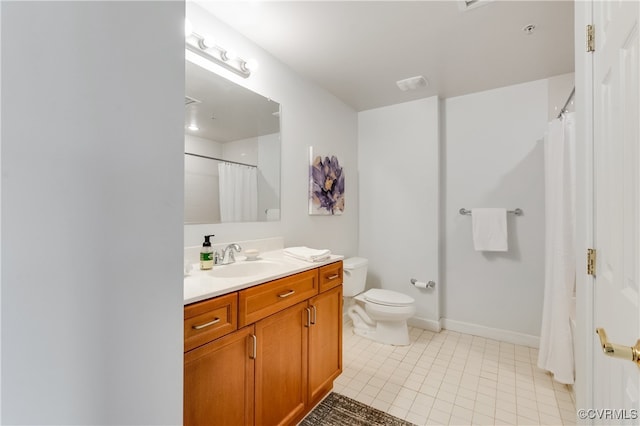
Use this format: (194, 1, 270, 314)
(218, 162, 258, 222)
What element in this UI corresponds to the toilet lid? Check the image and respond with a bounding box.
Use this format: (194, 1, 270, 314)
(364, 289, 415, 307)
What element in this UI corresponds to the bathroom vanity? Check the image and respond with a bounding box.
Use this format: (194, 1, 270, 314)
(183, 254, 343, 426)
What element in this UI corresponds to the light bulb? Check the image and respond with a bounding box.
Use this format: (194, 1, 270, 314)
(199, 34, 215, 49)
(242, 58, 259, 72)
(187, 124, 199, 131)
(222, 49, 236, 61)
(184, 19, 193, 37)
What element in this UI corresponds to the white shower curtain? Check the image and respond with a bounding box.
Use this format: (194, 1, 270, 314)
(537, 112, 576, 384)
(218, 162, 258, 222)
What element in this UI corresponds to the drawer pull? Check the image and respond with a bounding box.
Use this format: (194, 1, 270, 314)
(326, 274, 340, 280)
(310, 305, 317, 325)
(305, 307, 311, 327)
(278, 289, 296, 298)
(249, 334, 257, 359)
(192, 317, 221, 330)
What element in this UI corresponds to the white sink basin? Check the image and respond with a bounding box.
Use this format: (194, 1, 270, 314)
(207, 260, 282, 278)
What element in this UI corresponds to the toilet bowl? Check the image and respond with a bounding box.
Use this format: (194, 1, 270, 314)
(343, 257, 416, 346)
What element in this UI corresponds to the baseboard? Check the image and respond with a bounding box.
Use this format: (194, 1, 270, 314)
(408, 316, 442, 333)
(441, 318, 540, 348)
(343, 314, 538, 348)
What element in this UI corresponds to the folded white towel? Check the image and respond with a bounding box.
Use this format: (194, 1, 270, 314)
(471, 208, 508, 252)
(284, 246, 331, 262)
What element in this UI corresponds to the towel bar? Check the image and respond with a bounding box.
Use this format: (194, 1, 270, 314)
(459, 208, 523, 216)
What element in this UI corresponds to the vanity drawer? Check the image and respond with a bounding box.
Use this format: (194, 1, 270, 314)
(184, 293, 238, 352)
(238, 269, 318, 327)
(319, 261, 343, 293)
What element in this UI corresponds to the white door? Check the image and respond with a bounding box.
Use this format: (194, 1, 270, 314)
(592, 0, 640, 423)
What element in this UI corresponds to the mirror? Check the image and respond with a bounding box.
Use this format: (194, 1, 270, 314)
(184, 60, 281, 224)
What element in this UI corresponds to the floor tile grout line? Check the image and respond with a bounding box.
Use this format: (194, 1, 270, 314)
(337, 323, 576, 426)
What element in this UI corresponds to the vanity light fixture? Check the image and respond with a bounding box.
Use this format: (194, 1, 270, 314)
(185, 23, 257, 79)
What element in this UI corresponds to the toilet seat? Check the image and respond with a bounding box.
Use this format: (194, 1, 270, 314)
(362, 289, 414, 307)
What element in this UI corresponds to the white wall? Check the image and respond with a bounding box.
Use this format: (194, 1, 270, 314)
(257, 133, 281, 221)
(222, 136, 259, 165)
(443, 79, 548, 342)
(184, 134, 223, 223)
(185, 133, 224, 159)
(1, 2, 184, 424)
(184, 3, 359, 257)
(358, 97, 441, 327)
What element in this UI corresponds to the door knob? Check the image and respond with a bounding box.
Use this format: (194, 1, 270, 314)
(595, 328, 640, 367)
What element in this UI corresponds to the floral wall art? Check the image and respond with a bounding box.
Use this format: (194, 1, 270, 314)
(309, 147, 345, 215)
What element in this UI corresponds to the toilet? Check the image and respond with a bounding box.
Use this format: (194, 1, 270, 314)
(343, 257, 416, 346)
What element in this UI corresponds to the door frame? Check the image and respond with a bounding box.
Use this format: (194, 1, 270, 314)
(575, 0, 595, 416)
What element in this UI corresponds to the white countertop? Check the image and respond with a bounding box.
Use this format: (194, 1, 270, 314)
(184, 249, 344, 305)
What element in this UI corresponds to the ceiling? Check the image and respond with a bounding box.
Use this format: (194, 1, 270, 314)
(198, 0, 575, 112)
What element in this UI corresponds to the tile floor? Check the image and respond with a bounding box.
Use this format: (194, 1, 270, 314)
(333, 323, 576, 425)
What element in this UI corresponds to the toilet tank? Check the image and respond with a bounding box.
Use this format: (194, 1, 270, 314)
(342, 257, 368, 297)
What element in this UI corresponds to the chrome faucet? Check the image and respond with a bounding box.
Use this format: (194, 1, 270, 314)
(218, 243, 242, 265)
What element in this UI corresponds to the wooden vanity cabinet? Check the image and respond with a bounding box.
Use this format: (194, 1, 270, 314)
(318, 261, 343, 293)
(254, 300, 309, 426)
(184, 260, 343, 426)
(238, 269, 318, 327)
(184, 325, 254, 426)
(306, 262, 343, 406)
(184, 293, 237, 352)
(308, 285, 343, 406)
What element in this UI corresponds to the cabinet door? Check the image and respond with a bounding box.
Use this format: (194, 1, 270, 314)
(184, 326, 255, 426)
(308, 285, 343, 405)
(255, 301, 309, 426)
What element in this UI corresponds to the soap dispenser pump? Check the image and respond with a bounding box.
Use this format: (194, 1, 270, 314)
(200, 234, 215, 270)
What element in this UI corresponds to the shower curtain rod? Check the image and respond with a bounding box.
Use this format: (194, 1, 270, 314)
(184, 152, 258, 168)
(557, 87, 576, 119)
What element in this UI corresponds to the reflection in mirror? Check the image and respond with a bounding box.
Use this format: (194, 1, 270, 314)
(184, 59, 281, 224)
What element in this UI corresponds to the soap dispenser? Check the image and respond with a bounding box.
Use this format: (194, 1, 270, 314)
(200, 234, 215, 270)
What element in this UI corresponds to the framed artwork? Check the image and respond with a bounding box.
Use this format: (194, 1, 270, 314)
(309, 147, 345, 215)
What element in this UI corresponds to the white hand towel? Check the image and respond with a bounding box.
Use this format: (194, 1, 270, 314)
(471, 208, 508, 251)
(284, 246, 331, 262)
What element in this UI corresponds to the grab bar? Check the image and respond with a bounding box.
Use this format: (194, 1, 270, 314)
(459, 208, 523, 216)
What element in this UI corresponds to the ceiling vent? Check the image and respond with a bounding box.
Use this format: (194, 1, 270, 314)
(459, 0, 494, 12)
(396, 76, 428, 92)
(185, 96, 201, 107)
